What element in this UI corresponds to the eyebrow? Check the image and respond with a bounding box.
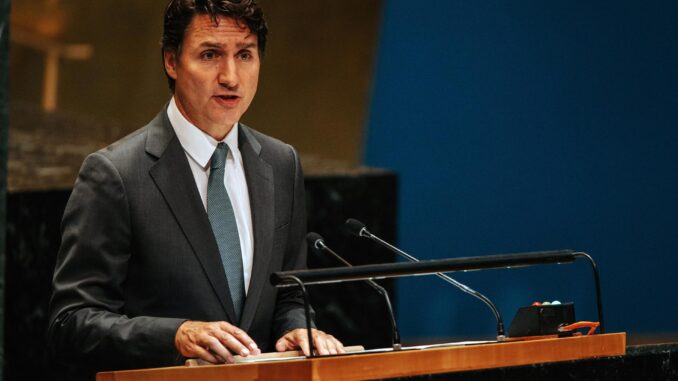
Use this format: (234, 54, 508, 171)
(237, 42, 257, 50)
(199, 42, 224, 49)
(198, 41, 257, 50)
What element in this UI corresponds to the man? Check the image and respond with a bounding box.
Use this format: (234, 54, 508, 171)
(47, 0, 342, 376)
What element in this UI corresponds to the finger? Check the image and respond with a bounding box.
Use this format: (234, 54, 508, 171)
(192, 345, 221, 364)
(334, 337, 346, 353)
(222, 323, 260, 355)
(275, 336, 293, 352)
(312, 331, 330, 355)
(321, 335, 338, 355)
(294, 331, 311, 356)
(325, 334, 343, 354)
(202, 336, 234, 363)
(211, 353, 227, 363)
(216, 330, 251, 357)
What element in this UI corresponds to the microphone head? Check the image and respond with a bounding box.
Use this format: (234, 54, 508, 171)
(345, 218, 367, 237)
(305, 232, 325, 250)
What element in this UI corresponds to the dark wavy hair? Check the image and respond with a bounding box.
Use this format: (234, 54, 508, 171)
(161, 0, 268, 92)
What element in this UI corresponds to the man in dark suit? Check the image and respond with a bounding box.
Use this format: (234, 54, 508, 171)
(47, 0, 343, 375)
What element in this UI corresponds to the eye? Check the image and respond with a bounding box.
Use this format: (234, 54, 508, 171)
(238, 50, 254, 61)
(201, 50, 218, 60)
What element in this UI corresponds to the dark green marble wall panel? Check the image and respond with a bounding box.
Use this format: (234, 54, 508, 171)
(0, 1, 11, 379)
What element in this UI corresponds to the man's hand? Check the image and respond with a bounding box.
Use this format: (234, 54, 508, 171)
(275, 329, 345, 356)
(175, 320, 261, 363)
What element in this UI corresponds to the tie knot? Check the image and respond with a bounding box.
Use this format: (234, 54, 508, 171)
(210, 143, 229, 169)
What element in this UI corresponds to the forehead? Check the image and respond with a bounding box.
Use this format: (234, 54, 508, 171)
(184, 14, 256, 45)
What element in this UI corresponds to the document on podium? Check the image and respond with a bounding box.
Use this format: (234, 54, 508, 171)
(185, 340, 495, 366)
(185, 345, 366, 365)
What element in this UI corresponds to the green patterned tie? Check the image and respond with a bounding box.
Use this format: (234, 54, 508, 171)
(207, 143, 245, 323)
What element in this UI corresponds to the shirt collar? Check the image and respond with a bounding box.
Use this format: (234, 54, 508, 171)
(167, 97, 240, 169)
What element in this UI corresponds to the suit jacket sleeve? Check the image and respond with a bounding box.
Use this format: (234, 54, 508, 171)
(271, 145, 316, 338)
(47, 152, 184, 371)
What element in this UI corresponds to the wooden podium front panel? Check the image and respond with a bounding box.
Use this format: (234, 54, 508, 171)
(311, 333, 625, 380)
(98, 359, 312, 381)
(97, 333, 626, 381)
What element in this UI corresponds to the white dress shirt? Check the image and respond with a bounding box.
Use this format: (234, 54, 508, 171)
(167, 97, 254, 293)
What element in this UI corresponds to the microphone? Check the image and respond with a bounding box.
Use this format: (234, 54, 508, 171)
(345, 219, 506, 340)
(306, 232, 402, 350)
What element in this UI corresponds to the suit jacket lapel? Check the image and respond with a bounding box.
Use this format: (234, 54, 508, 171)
(238, 125, 274, 332)
(146, 110, 238, 322)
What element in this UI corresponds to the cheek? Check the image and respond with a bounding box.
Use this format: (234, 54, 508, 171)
(246, 71, 259, 97)
(181, 65, 211, 91)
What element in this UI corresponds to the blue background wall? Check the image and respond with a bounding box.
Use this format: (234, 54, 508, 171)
(365, 1, 678, 340)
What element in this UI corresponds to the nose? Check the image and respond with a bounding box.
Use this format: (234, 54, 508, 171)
(218, 58, 238, 90)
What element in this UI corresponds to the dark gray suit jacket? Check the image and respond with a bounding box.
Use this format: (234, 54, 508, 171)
(47, 108, 310, 373)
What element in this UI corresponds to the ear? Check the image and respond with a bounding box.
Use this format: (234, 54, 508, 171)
(164, 49, 178, 80)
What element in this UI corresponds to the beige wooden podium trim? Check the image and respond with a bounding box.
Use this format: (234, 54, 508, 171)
(98, 332, 626, 381)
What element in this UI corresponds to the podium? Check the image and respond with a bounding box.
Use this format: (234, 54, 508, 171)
(97, 333, 625, 381)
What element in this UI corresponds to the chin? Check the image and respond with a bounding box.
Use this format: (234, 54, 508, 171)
(208, 114, 240, 129)
(219, 111, 242, 123)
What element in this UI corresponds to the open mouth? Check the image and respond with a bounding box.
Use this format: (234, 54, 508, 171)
(216, 95, 239, 101)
